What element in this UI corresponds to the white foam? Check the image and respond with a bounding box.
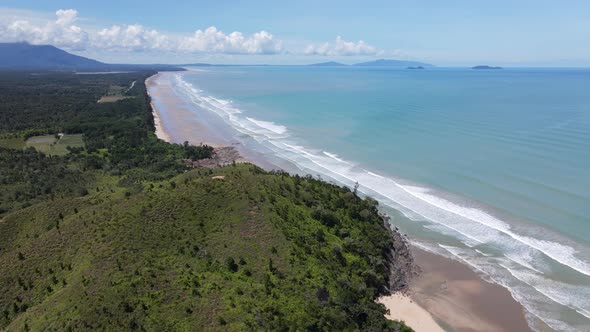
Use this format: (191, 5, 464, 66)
(246, 117, 288, 135)
(173, 74, 293, 142)
(399, 184, 590, 277)
(501, 264, 590, 320)
(323, 151, 349, 164)
(505, 254, 545, 274)
(475, 249, 493, 257)
(366, 170, 385, 178)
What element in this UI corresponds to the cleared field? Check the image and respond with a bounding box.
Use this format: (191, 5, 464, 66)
(97, 84, 135, 103)
(97, 95, 134, 103)
(25, 134, 84, 155)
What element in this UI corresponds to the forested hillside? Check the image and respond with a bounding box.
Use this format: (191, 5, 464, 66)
(0, 71, 412, 331)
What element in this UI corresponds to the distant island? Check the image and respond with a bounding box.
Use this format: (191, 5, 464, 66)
(354, 59, 434, 68)
(307, 59, 434, 68)
(308, 61, 347, 66)
(179, 63, 213, 67)
(472, 65, 503, 70)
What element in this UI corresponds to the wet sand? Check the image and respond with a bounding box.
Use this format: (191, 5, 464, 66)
(407, 248, 532, 332)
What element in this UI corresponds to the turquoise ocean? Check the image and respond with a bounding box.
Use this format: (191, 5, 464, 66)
(163, 66, 590, 331)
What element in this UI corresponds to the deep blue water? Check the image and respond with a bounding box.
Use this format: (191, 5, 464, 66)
(164, 66, 590, 331)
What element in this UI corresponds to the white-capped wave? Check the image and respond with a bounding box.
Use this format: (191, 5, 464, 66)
(501, 263, 590, 320)
(323, 151, 349, 164)
(400, 184, 590, 277)
(246, 117, 288, 135)
(173, 74, 292, 141)
(366, 170, 385, 178)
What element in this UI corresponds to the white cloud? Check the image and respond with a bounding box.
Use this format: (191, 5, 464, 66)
(94, 24, 171, 51)
(0, 8, 284, 55)
(305, 36, 382, 56)
(178, 27, 282, 54)
(0, 8, 388, 59)
(55, 9, 77, 26)
(0, 9, 88, 50)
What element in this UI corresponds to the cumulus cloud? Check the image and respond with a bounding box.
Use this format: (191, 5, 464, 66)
(178, 27, 282, 54)
(0, 8, 283, 55)
(0, 9, 88, 50)
(55, 9, 78, 26)
(0, 8, 388, 58)
(94, 24, 171, 51)
(305, 36, 382, 56)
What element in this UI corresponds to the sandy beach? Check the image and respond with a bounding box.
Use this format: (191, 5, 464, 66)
(146, 72, 230, 147)
(378, 293, 445, 332)
(382, 248, 533, 332)
(146, 73, 173, 142)
(146, 71, 534, 332)
(146, 71, 284, 169)
(146, 72, 255, 167)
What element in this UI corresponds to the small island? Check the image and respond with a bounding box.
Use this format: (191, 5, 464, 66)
(472, 65, 503, 70)
(407, 66, 425, 70)
(308, 61, 347, 66)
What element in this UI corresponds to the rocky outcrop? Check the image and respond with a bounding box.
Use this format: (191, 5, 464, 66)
(381, 215, 420, 294)
(183, 146, 243, 168)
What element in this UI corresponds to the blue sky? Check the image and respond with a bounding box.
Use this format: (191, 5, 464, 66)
(1, 0, 589, 66)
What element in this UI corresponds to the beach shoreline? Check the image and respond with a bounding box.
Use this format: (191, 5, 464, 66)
(146, 71, 533, 332)
(147, 73, 173, 142)
(146, 71, 252, 167)
(409, 247, 533, 332)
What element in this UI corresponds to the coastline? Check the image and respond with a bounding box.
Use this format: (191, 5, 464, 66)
(146, 71, 251, 167)
(147, 73, 172, 142)
(145, 72, 230, 147)
(146, 71, 533, 332)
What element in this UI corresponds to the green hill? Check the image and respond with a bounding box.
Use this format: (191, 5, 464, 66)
(0, 70, 413, 331)
(0, 164, 412, 331)
(0, 43, 184, 71)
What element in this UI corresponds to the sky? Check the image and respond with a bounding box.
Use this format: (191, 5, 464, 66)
(0, 0, 589, 66)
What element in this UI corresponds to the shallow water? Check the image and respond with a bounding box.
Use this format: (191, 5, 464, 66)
(160, 66, 590, 331)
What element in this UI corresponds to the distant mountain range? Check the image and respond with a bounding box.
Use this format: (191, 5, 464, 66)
(308, 61, 347, 67)
(0, 43, 183, 71)
(308, 59, 434, 68)
(472, 65, 503, 70)
(353, 59, 434, 67)
(0, 42, 104, 69)
(0, 43, 436, 71)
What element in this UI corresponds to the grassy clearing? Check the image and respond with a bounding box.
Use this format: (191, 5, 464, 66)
(97, 95, 134, 103)
(55, 134, 84, 152)
(25, 134, 84, 156)
(97, 85, 135, 103)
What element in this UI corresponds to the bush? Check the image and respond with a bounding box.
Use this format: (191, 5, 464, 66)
(225, 257, 238, 272)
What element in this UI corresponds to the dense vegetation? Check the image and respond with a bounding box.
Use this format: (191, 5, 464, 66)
(0, 71, 213, 214)
(0, 71, 412, 331)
